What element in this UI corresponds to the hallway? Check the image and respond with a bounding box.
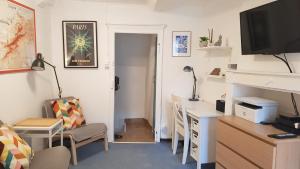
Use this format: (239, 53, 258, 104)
(115, 118, 154, 142)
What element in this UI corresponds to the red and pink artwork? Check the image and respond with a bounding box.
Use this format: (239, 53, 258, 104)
(0, 0, 36, 74)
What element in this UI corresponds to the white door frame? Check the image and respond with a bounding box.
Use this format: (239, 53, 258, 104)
(107, 24, 166, 142)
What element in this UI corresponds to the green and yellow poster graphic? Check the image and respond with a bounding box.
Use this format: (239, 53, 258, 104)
(63, 21, 98, 68)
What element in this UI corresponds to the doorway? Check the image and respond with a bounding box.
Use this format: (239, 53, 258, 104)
(107, 24, 165, 143)
(114, 33, 157, 143)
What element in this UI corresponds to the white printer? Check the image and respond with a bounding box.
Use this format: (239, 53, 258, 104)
(235, 97, 278, 123)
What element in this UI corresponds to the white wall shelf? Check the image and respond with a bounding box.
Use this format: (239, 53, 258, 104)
(207, 74, 226, 79)
(197, 46, 232, 51)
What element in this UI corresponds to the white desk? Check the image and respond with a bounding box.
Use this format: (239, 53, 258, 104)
(186, 101, 223, 169)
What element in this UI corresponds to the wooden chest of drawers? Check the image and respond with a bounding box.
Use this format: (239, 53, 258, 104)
(216, 116, 300, 169)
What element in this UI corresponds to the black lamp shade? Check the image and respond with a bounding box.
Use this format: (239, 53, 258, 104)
(31, 53, 45, 71)
(30, 53, 62, 98)
(183, 66, 193, 72)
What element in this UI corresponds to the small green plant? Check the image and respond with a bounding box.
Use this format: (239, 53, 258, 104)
(200, 37, 209, 42)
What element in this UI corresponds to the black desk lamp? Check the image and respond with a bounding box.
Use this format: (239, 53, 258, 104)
(183, 66, 199, 101)
(31, 53, 62, 98)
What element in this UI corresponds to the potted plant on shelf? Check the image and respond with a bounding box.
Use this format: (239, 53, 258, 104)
(199, 37, 209, 48)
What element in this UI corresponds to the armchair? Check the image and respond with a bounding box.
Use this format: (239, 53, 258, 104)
(42, 96, 108, 165)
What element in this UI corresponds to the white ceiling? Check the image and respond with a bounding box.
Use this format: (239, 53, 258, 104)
(34, 0, 202, 9)
(74, 0, 149, 4)
(34, 0, 56, 7)
(34, 0, 246, 17)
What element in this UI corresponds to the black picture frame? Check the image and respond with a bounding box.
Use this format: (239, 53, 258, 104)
(62, 21, 98, 68)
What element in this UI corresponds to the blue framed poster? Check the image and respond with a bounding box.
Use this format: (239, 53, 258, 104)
(172, 31, 191, 57)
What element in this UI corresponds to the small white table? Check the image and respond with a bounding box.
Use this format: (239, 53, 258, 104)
(14, 118, 64, 148)
(186, 101, 223, 169)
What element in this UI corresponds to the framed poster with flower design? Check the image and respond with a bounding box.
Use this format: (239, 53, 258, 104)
(62, 21, 98, 68)
(172, 31, 192, 57)
(0, 0, 36, 74)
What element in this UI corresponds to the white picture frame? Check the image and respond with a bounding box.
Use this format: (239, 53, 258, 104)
(172, 31, 192, 57)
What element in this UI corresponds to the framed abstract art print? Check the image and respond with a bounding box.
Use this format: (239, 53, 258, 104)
(172, 31, 191, 57)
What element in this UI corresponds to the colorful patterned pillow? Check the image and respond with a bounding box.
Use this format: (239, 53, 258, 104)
(0, 125, 33, 169)
(52, 98, 86, 130)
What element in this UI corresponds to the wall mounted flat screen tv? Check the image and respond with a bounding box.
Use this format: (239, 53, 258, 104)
(240, 0, 300, 55)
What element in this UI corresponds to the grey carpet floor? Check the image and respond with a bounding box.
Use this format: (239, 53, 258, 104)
(70, 141, 198, 169)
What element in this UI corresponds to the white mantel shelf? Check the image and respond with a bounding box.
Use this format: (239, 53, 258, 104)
(226, 70, 300, 94)
(227, 70, 300, 78)
(225, 70, 300, 115)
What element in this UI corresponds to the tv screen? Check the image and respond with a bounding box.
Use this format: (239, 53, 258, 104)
(240, 0, 300, 55)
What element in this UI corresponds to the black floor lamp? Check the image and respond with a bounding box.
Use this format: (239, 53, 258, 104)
(183, 66, 199, 101)
(31, 53, 62, 98)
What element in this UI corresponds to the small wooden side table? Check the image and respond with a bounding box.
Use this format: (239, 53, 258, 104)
(14, 118, 63, 148)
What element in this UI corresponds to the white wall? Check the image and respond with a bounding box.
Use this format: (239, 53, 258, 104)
(0, 0, 53, 124)
(114, 33, 153, 132)
(4, 0, 297, 143)
(198, 0, 300, 115)
(49, 0, 206, 140)
(145, 36, 157, 127)
(0, 0, 54, 149)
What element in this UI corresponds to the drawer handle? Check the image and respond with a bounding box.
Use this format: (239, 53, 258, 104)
(242, 112, 246, 116)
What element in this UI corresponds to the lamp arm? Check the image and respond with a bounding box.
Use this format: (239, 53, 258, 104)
(192, 69, 197, 99)
(53, 68, 62, 98)
(42, 60, 62, 98)
(192, 69, 197, 81)
(193, 80, 196, 99)
(43, 60, 56, 69)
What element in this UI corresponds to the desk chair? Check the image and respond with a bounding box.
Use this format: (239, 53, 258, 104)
(172, 96, 190, 164)
(171, 95, 183, 150)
